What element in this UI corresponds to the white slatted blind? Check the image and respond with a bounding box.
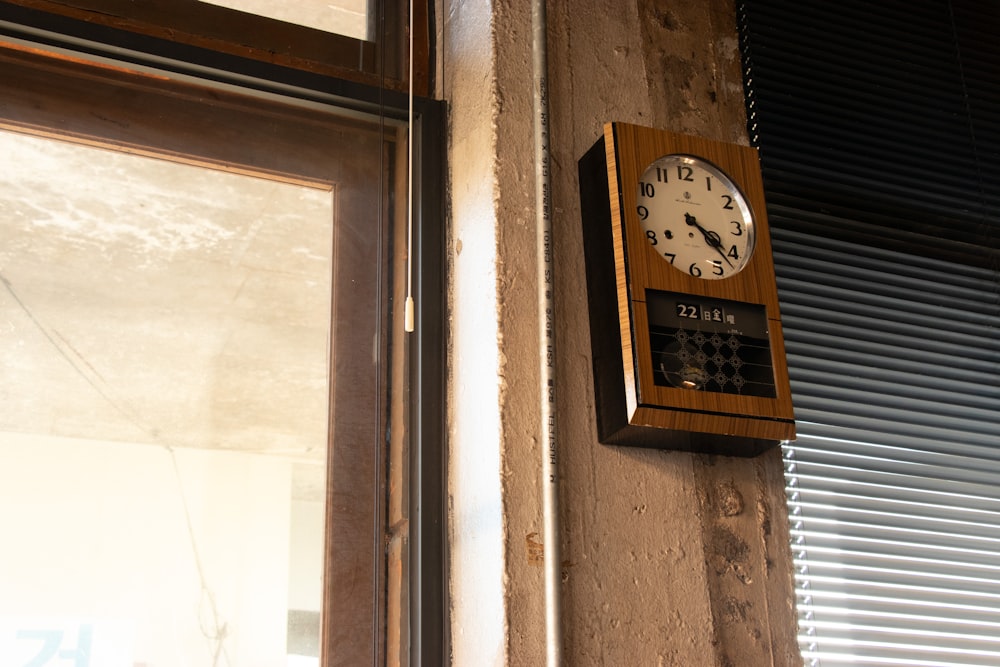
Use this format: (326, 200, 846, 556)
(773, 218, 1000, 666)
(739, 0, 1000, 664)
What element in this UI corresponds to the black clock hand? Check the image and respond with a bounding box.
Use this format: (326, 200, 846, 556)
(684, 213, 734, 268)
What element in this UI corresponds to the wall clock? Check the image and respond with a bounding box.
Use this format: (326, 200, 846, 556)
(579, 122, 795, 455)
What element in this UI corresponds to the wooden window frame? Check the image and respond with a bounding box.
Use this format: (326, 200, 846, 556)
(0, 0, 431, 95)
(0, 5, 445, 663)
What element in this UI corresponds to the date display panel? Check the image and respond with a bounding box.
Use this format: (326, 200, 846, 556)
(645, 289, 777, 397)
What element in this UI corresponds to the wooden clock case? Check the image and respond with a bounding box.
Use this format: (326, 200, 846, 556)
(579, 122, 795, 456)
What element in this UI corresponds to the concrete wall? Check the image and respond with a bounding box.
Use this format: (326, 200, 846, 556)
(443, 0, 800, 664)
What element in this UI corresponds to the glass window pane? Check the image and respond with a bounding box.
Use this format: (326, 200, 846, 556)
(197, 0, 371, 41)
(0, 130, 332, 666)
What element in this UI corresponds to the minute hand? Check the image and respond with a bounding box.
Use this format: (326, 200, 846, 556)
(685, 213, 734, 268)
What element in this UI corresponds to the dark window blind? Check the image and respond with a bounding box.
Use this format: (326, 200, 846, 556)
(739, 1, 1000, 664)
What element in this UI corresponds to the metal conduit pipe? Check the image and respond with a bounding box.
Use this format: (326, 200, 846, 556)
(531, 1, 562, 665)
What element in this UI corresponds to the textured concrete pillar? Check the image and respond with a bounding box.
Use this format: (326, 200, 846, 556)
(442, 0, 800, 664)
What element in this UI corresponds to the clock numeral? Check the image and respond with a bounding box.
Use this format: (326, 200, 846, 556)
(655, 167, 667, 183)
(637, 205, 649, 220)
(664, 252, 676, 264)
(711, 260, 724, 276)
(688, 263, 702, 278)
(647, 230, 676, 248)
(729, 220, 743, 235)
(677, 165, 694, 182)
(639, 182, 655, 198)
(721, 194, 734, 210)
(727, 245, 740, 260)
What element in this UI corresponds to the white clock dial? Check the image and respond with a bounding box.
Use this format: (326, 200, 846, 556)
(636, 154, 756, 280)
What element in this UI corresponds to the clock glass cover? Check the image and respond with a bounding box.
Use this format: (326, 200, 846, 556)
(637, 154, 755, 280)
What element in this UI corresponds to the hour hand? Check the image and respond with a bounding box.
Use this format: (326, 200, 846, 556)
(684, 213, 734, 268)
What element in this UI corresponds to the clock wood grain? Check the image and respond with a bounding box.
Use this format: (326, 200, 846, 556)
(580, 122, 795, 455)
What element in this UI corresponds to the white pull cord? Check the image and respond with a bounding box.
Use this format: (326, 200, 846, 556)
(403, 0, 415, 333)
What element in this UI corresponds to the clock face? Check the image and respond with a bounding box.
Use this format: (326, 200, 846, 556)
(636, 154, 755, 280)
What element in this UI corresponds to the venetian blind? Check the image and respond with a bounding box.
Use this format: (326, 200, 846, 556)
(738, 1, 1000, 665)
